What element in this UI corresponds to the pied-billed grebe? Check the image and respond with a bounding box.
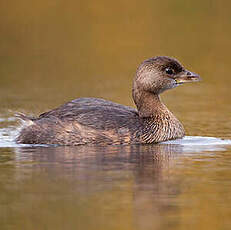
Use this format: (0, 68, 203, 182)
(16, 56, 200, 145)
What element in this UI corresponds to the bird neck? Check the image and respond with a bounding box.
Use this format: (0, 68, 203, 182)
(133, 90, 168, 118)
(133, 90, 185, 143)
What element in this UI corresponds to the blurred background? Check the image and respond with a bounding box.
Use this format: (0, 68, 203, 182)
(0, 0, 231, 137)
(1, 1, 231, 230)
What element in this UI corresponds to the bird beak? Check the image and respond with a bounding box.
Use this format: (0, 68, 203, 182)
(175, 70, 201, 85)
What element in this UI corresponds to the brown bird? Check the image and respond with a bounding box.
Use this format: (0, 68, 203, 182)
(16, 56, 200, 145)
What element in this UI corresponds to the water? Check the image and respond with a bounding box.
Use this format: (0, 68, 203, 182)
(1, 0, 231, 229)
(1, 126, 231, 230)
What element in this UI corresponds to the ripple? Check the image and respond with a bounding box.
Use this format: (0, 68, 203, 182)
(163, 136, 231, 146)
(0, 126, 231, 149)
(0, 127, 27, 148)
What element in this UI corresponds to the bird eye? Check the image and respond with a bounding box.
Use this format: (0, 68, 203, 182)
(165, 67, 174, 75)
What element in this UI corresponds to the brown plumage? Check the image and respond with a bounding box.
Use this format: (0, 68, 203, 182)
(16, 56, 200, 145)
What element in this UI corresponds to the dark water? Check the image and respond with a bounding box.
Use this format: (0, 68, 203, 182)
(1, 0, 231, 229)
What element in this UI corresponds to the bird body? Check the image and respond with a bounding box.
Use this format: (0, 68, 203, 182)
(16, 56, 200, 145)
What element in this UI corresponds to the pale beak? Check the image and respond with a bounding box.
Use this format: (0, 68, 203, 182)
(175, 70, 201, 85)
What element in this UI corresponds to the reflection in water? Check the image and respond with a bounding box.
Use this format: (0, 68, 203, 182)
(0, 144, 183, 230)
(14, 144, 183, 192)
(1, 139, 231, 229)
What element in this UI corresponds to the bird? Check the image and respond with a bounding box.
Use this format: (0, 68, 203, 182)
(16, 56, 200, 145)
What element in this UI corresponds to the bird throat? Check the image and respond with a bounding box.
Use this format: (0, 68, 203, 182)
(134, 92, 185, 143)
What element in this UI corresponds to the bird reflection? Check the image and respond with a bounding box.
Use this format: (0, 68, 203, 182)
(15, 143, 183, 171)
(14, 143, 185, 229)
(14, 143, 185, 183)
